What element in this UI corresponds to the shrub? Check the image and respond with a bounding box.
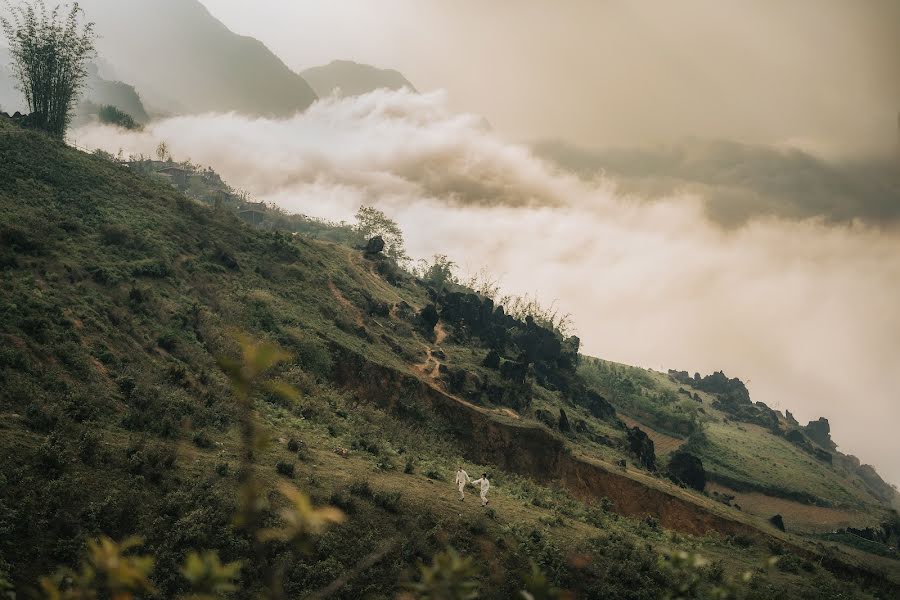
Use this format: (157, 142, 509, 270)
(99, 223, 140, 247)
(348, 479, 373, 498)
(328, 491, 356, 515)
(157, 331, 179, 352)
(729, 533, 754, 549)
(97, 105, 141, 130)
(215, 462, 230, 477)
(275, 461, 295, 478)
(425, 469, 446, 482)
(776, 553, 803, 574)
(192, 432, 213, 449)
(78, 430, 100, 465)
(24, 402, 56, 432)
(373, 491, 402, 514)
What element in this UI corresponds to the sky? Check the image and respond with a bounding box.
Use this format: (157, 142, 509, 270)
(199, 0, 900, 155)
(66, 1, 900, 488)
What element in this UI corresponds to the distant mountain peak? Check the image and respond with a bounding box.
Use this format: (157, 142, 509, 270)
(301, 60, 416, 98)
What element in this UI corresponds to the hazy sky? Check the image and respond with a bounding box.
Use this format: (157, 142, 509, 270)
(200, 0, 900, 154)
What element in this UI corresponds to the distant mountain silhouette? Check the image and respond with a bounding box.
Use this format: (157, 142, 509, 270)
(77, 0, 317, 117)
(301, 60, 416, 98)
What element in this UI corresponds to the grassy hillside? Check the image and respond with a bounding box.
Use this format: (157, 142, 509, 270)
(1, 118, 898, 598)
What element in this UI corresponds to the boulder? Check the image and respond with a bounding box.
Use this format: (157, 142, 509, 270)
(785, 410, 799, 426)
(626, 426, 656, 471)
(803, 417, 836, 450)
(558, 408, 571, 433)
(666, 452, 706, 491)
(364, 235, 385, 256)
(534, 409, 556, 429)
(482, 349, 501, 369)
(769, 514, 786, 532)
(585, 390, 616, 421)
(418, 304, 439, 335)
(499, 359, 528, 384)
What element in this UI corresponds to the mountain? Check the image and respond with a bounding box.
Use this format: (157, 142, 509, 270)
(0, 47, 149, 124)
(533, 138, 900, 227)
(301, 60, 416, 98)
(76, 0, 317, 116)
(1, 117, 899, 596)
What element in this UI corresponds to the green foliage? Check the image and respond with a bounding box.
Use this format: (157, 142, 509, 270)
(658, 551, 754, 600)
(579, 359, 701, 438)
(180, 551, 242, 600)
(520, 561, 567, 600)
(417, 254, 459, 292)
(354, 205, 409, 263)
(97, 104, 141, 130)
(1, 0, 97, 138)
(38, 536, 155, 600)
(409, 547, 479, 600)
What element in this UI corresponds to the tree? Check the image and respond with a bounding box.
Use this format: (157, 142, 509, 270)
(1, 0, 96, 138)
(155, 140, 170, 162)
(98, 104, 140, 130)
(354, 205, 409, 263)
(417, 254, 458, 292)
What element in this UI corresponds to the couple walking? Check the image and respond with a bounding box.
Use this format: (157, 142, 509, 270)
(455, 466, 490, 506)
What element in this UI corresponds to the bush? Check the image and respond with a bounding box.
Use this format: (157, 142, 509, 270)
(728, 533, 754, 549)
(97, 105, 141, 130)
(157, 331, 179, 352)
(287, 438, 300, 452)
(276, 461, 295, 478)
(776, 553, 803, 574)
(78, 430, 100, 465)
(192, 432, 213, 449)
(215, 462, 230, 477)
(328, 491, 356, 515)
(373, 491, 401, 514)
(348, 479, 373, 498)
(425, 469, 446, 482)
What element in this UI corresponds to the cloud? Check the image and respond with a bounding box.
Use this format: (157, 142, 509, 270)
(72, 89, 900, 487)
(534, 139, 900, 227)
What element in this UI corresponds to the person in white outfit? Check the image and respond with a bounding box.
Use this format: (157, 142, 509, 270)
(470, 473, 490, 507)
(455, 466, 472, 501)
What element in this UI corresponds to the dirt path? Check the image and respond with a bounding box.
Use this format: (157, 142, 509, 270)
(328, 279, 365, 327)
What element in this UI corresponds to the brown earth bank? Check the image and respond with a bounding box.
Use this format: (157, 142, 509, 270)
(329, 343, 900, 592)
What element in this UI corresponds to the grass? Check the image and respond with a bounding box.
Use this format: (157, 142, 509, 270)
(1, 118, 898, 597)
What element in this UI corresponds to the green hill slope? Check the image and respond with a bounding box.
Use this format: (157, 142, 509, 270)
(1, 118, 898, 598)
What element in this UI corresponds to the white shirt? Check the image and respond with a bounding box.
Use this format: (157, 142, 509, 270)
(471, 477, 490, 494)
(455, 470, 471, 486)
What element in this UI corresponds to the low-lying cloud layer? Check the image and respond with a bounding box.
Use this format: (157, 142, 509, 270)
(534, 139, 900, 227)
(73, 89, 900, 486)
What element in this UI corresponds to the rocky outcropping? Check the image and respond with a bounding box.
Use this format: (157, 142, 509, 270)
(667, 452, 706, 491)
(626, 426, 656, 471)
